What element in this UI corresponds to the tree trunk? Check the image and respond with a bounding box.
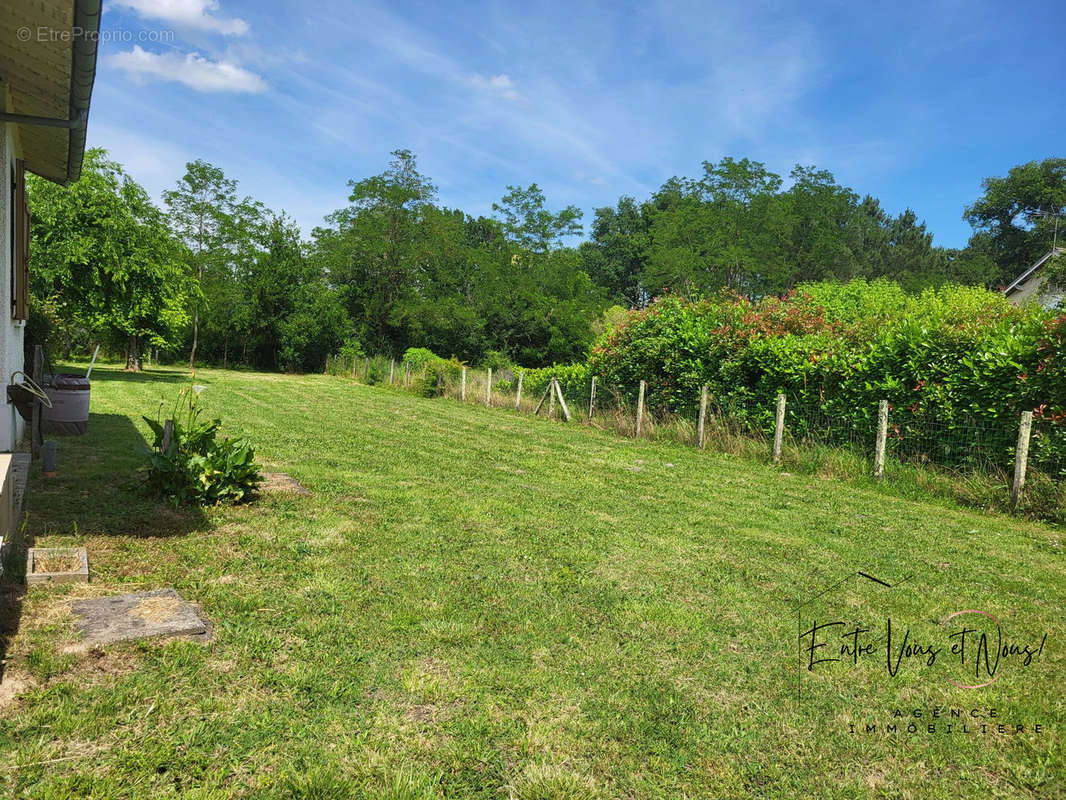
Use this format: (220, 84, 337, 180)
(125, 334, 141, 372)
(188, 263, 203, 370)
(189, 310, 199, 369)
(62, 324, 73, 360)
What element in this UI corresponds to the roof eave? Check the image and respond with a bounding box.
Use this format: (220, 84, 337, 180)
(62, 0, 102, 184)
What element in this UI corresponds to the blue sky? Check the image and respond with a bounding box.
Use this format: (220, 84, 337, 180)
(89, 0, 1064, 248)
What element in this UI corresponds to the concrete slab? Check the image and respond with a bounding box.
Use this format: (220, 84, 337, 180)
(11, 453, 30, 516)
(70, 588, 208, 645)
(27, 546, 89, 584)
(261, 472, 310, 495)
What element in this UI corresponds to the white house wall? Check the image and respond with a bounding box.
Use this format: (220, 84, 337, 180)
(0, 120, 27, 452)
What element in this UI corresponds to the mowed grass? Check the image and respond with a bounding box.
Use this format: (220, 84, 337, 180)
(0, 364, 1063, 798)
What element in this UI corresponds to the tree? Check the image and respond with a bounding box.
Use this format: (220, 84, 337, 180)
(492, 184, 583, 252)
(307, 152, 606, 365)
(583, 196, 650, 307)
(164, 160, 264, 368)
(28, 148, 188, 370)
(641, 161, 789, 297)
(241, 214, 347, 371)
(964, 158, 1066, 285)
(695, 158, 786, 294)
(314, 149, 437, 353)
(780, 165, 866, 285)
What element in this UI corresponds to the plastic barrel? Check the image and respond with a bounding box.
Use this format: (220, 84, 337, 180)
(42, 375, 90, 435)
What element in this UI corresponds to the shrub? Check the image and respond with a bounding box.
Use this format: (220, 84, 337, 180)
(522, 363, 591, 401)
(142, 385, 261, 506)
(402, 347, 465, 386)
(339, 337, 364, 360)
(481, 350, 512, 371)
(587, 281, 1066, 472)
(365, 359, 385, 385)
(402, 347, 441, 370)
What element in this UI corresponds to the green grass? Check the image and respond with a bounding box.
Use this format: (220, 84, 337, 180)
(0, 364, 1062, 798)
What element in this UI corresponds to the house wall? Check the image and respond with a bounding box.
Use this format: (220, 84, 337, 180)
(0, 113, 27, 452)
(1007, 274, 1044, 305)
(1007, 274, 1064, 310)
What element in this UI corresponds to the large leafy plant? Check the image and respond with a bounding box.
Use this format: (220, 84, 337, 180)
(142, 385, 261, 506)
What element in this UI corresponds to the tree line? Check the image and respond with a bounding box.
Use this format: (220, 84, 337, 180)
(25, 148, 1064, 372)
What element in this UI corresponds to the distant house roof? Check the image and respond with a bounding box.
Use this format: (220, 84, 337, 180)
(0, 0, 101, 184)
(1003, 247, 1064, 297)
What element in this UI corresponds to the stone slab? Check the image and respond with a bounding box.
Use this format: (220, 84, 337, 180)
(70, 588, 208, 645)
(261, 472, 310, 496)
(27, 547, 89, 585)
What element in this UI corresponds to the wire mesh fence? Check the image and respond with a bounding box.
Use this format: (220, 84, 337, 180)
(323, 356, 1065, 515)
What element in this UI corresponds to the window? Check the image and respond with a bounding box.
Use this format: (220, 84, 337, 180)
(12, 160, 28, 321)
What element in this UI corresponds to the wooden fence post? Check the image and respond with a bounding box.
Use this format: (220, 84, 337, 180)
(589, 376, 597, 420)
(1011, 410, 1034, 511)
(460, 366, 467, 401)
(437, 367, 444, 395)
(697, 384, 709, 449)
(389, 358, 395, 385)
(485, 368, 492, 407)
(404, 362, 410, 389)
(874, 399, 889, 480)
(515, 370, 523, 410)
(554, 378, 572, 422)
(534, 381, 553, 416)
(548, 377, 556, 419)
(635, 380, 646, 437)
(351, 355, 357, 378)
(772, 393, 786, 464)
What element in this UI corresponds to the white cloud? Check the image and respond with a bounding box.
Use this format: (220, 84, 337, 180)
(111, 0, 249, 36)
(576, 172, 608, 187)
(469, 73, 522, 103)
(108, 46, 268, 93)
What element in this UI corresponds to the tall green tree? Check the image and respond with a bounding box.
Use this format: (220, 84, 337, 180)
(964, 158, 1066, 285)
(309, 152, 605, 365)
(315, 149, 437, 353)
(244, 214, 347, 371)
(163, 160, 264, 368)
(583, 196, 650, 307)
(28, 148, 189, 370)
(492, 184, 583, 252)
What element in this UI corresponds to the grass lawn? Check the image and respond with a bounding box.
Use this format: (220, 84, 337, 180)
(0, 364, 1062, 798)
